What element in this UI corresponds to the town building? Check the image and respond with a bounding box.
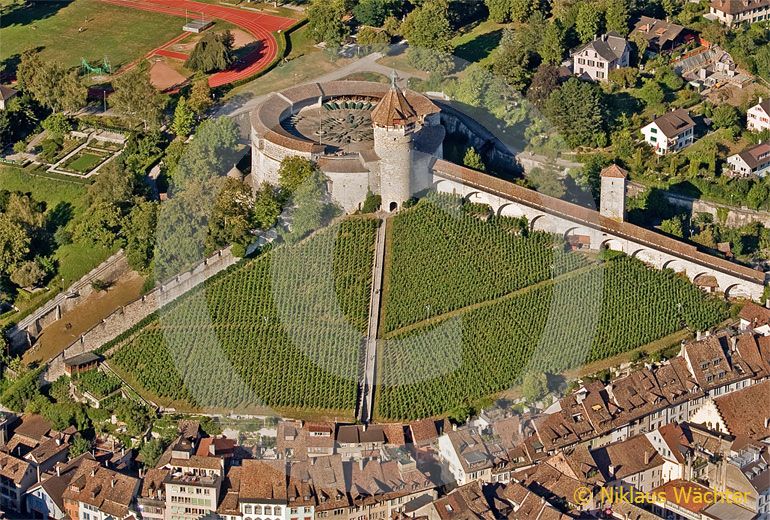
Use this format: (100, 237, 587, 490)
(61, 463, 140, 520)
(572, 33, 631, 82)
(25, 454, 98, 519)
(727, 142, 770, 177)
(162, 455, 225, 520)
(0, 85, 17, 111)
(641, 109, 696, 154)
(630, 16, 689, 54)
(739, 302, 770, 335)
(748, 98, 770, 133)
(709, 0, 770, 26)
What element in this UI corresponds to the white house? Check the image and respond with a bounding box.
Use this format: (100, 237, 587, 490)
(641, 109, 696, 155)
(747, 98, 770, 133)
(727, 142, 770, 177)
(709, 0, 770, 26)
(572, 33, 631, 82)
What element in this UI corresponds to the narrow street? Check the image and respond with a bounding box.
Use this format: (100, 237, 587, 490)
(358, 217, 387, 423)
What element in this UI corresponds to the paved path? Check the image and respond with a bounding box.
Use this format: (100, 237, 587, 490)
(99, 0, 296, 86)
(223, 43, 415, 119)
(358, 217, 386, 424)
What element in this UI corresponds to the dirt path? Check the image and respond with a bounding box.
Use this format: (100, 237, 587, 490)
(23, 272, 145, 365)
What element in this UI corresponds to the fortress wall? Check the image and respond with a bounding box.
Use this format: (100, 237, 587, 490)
(45, 248, 237, 381)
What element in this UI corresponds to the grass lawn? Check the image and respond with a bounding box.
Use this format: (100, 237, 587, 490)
(63, 151, 108, 174)
(0, 165, 88, 212)
(228, 25, 351, 98)
(1, 0, 185, 70)
(451, 19, 505, 66)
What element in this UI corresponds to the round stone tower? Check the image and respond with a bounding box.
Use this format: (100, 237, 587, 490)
(371, 75, 417, 211)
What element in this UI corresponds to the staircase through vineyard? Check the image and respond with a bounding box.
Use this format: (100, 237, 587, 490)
(356, 216, 387, 423)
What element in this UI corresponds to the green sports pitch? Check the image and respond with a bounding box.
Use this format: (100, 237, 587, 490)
(1, 0, 184, 70)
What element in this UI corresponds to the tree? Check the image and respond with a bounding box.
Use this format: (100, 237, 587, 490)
(575, 3, 602, 44)
(539, 20, 565, 65)
(660, 215, 685, 237)
(253, 183, 282, 229)
(285, 169, 335, 244)
(655, 65, 684, 91)
(278, 156, 318, 194)
(603, 0, 629, 35)
(630, 32, 649, 64)
(637, 79, 665, 108)
(526, 64, 560, 108)
(522, 372, 548, 403)
(528, 166, 566, 198)
(463, 147, 485, 171)
(139, 438, 165, 467)
(125, 200, 158, 272)
(545, 78, 606, 148)
(172, 117, 239, 189)
(69, 434, 91, 457)
(353, 0, 395, 26)
(186, 31, 235, 73)
(510, 0, 533, 22)
(485, 0, 512, 22)
(0, 215, 30, 275)
(110, 61, 165, 129)
(492, 30, 532, 91)
(357, 27, 390, 52)
(188, 75, 213, 115)
(452, 64, 527, 125)
(307, 0, 349, 47)
(41, 113, 74, 138)
(17, 51, 87, 112)
(401, 0, 454, 74)
(711, 104, 740, 130)
(207, 177, 256, 250)
(10, 261, 45, 288)
(172, 97, 195, 137)
(608, 67, 638, 88)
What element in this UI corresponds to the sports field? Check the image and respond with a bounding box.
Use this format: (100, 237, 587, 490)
(0, 0, 184, 70)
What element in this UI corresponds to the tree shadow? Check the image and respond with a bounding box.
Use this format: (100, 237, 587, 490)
(0, 1, 68, 29)
(231, 40, 265, 72)
(46, 201, 74, 232)
(453, 29, 503, 66)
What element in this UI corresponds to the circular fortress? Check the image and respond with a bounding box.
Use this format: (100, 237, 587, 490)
(250, 80, 445, 212)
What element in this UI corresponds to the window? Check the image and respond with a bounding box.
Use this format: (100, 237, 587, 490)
(245, 506, 253, 514)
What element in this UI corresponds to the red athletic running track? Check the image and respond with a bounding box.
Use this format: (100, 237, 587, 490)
(98, 0, 296, 87)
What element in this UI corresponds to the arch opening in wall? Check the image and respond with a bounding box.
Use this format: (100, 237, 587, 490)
(631, 248, 656, 265)
(497, 202, 525, 218)
(662, 259, 687, 276)
(599, 239, 624, 252)
(724, 283, 753, 301)
(530, 214, 553, 232)
(463, 191, 482, 204)
(564, 227, 592, 251)
(389, 201, 398, 212)
(692, 272, 719, 294)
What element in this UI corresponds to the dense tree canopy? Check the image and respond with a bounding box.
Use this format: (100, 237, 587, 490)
(186, 31, 235, 73)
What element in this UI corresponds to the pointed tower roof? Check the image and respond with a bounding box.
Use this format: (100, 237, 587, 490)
(370, 72, 418, 128)
(600, 164, 628, 179)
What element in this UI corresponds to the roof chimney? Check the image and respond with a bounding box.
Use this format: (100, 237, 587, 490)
(644, 451, 650, 465)
(56, 464, 61, 477)
(765, 417, 770, 429)
(358, 458, 365, 471)
(608, 464, 616, 477)
(111, 478, 116, 488)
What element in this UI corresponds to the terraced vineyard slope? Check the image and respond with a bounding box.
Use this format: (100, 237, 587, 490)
(109, 217, 378, 415)
(376, 197, 729, 420)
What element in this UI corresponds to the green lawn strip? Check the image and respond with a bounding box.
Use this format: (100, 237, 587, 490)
(1, 0, 185, 69)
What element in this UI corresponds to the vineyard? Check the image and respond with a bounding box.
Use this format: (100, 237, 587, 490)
(110, 217, 378, 414)
(74, 369, 122, 398)
(376, 256, 729, 420)
(382, 194, 588, 333)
